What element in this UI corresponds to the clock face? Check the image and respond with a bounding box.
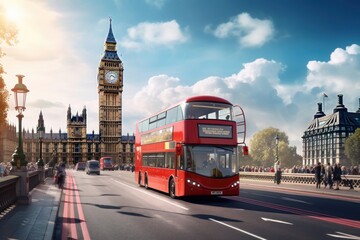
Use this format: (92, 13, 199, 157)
(105, 71, 118, 84)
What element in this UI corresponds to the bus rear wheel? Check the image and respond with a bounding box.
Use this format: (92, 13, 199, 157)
(169, 178, 176, 199)
(145, 175, 149, 189)
(138, 173, 142, 187)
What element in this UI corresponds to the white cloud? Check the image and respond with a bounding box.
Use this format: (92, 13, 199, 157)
(305, 44, 360, 100)
(121, 20, 188, 50)
(205, 12, 274, 48)
(145, 0, 167, 8)
(123, 44, 360, 155)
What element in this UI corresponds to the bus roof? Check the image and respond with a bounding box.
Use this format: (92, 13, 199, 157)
(137, 95, 233, 123)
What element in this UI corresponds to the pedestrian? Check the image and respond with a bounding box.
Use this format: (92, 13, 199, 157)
(325, 162, 333, 189)
(56, 162, 66, 189)
(333, 163, 342, 190)
(314, 162, 322, 189)
(274, 161, 281, 184)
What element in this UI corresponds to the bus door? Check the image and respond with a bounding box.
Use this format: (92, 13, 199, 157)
(175, 143, 183, 177)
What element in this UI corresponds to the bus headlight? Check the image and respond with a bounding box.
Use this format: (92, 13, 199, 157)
(187, 179, 201, 188)
(231, 181, 240, 188)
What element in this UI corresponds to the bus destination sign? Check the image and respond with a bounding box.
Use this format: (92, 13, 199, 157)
(198, 124, 233, 139)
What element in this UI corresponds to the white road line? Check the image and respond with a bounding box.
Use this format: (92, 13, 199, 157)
(261, 217, 293, 225)
(113, 179, 189, 211)
(281, 197, 311, 204)
(327, 232, 360, 239)
(209, 218, 267, 240)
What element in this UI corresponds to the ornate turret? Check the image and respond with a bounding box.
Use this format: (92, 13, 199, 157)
(37, 111, 45, 133)
(102, 18, 120, 61)
(82, 106, 87, 122)
(67, 105, 71, 122)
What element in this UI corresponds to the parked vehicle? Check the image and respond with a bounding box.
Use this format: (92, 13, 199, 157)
(86, 160, 100, 175)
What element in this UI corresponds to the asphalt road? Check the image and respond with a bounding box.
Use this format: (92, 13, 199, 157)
(53, 170, 360, 240)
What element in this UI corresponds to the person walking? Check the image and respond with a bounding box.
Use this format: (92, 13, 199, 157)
(333, 163, 342, 190)
(325, 162, 333, 189)
(274, 161, 281, 184)
(314, 162, 322, 189)
(56, 162, 66, 189)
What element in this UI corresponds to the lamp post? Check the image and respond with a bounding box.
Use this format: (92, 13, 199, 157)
(11, 75, 29, 169)
(275, 134, 279, 163)
(37, 125, 45, 167)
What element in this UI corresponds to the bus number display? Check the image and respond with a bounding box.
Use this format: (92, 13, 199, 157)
(198, 124, 233, 139)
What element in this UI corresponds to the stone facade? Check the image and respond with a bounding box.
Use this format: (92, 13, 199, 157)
(302, 94, 360, 166)
(0, 123, 17, 163)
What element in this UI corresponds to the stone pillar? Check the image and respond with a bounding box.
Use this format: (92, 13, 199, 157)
(10, 166, 32, 204)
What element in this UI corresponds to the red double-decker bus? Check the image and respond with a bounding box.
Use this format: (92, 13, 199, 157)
(135, 95, 247, 198)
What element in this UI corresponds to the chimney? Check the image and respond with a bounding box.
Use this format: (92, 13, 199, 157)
(333, 94, 347, 113)
(314, 102, 325, 119)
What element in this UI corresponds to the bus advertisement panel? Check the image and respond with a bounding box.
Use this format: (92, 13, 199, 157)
(135, 95, 247, 198)
(100, 157, 114, 171)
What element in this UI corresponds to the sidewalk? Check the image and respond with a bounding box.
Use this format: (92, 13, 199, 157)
(240, 178, 360, 200)
(0, 177, 61, 240)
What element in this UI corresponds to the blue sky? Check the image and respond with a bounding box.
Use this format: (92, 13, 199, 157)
(2, 0, 360, 154)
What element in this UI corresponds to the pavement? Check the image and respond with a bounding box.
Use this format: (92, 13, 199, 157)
(0, 176, 358, 240)
(0, 177, 61, 240)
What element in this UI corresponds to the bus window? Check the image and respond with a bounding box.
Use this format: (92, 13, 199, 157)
(165, 152, 175, 169)
(166, 107, 178, 124)
(184, 102, 232, 120)
(156, 153, 165, 168)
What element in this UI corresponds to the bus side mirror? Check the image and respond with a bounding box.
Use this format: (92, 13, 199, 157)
(243, 146, 249, 156)
(176, 143, 182, 155)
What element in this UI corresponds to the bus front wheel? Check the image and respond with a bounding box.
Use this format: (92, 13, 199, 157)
(169, 178, 176, 199)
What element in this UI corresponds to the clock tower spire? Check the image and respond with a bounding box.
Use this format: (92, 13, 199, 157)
(97, 19, 124, 163)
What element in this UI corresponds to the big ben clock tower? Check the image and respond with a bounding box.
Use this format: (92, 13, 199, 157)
(97, 19, 123, 163)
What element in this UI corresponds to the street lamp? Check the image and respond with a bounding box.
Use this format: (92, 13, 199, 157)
(275, 134, 279, 163)
(37, 125, 45, 167)
(11, 75, 29, 169)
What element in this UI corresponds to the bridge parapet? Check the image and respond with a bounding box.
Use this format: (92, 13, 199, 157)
(239, 172, 360, 189)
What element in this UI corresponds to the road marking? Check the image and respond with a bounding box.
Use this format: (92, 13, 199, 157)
(209, 218, 267, 240)
(327, 232, 360, 239)
(261, 217, 293, 225)
(282, 197, 311, 204)
(113, 179, 189, 211)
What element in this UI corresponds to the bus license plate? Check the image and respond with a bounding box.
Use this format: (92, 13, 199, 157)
(211, 191, 223, 195)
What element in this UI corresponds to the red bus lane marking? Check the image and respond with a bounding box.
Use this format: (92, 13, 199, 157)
(69, 174, 78, 239)
(72, 172, 91, 240)
(62, 173, 70, 239)
(236, 196, 360, 229)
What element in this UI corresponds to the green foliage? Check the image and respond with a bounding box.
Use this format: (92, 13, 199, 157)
(249, 127, 302, 168)
(345, 128, 360, 166)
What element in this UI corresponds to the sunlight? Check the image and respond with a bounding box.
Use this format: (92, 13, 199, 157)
(5, 5, 23, 23)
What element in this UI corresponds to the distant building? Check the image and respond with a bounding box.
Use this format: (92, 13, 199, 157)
(0, 123, 17, 163)
(302, 94, 360, 166)
(21, 20, 134, 166)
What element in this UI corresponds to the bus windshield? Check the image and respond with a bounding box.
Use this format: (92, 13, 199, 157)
(184, 145, 238, 178)
(184, 102, 233, 120)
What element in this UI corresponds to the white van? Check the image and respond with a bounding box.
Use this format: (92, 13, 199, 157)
(86, 160, 100, 175)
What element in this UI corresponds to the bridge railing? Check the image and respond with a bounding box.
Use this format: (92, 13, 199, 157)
(240, 172, 360, 188)
(0, 167, 55, 213)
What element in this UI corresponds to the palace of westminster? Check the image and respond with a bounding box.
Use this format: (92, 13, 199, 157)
(0, 20, 134, 166)
(1, 21, 360, 167)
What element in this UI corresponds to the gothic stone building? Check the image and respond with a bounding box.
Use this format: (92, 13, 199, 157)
(302, 94, 360, 166)
(22, 20, 134, 166)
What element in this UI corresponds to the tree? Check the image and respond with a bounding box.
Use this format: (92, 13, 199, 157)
(0, 4, 18, 126)
(345, 128, 360, 166)
(249, 127, 302, 168)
